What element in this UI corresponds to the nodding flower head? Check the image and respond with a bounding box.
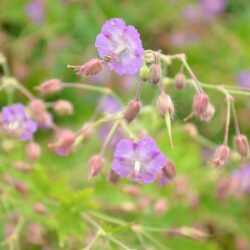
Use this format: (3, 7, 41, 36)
(112, 137, 167, 184)
(1, 103, 37, 141)
(95, 18, 144, 75)
(210, 144, 230, 168)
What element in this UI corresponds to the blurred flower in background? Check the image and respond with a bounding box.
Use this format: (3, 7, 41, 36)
(237, 71, 250, 89)
(25, 0, 44, 25)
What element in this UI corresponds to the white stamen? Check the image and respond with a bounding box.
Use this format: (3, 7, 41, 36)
(134, 160, 142, 176)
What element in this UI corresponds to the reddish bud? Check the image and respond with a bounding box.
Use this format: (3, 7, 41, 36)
(3, 174, 14, 184)
(234, 135, 249, 158)
(183, 123, 198, 138)
(192, 93, 209, 118)
(88, 154, 104, 179)
(175, 72, 186, 89)
(13, 181, 29, 196)
(33, 203, 48, 215)
(12, 162, 31, 172)
(48, 130, 76, 156)
(68, 58, 103, 76)
(26, 142, 41, 162)
(199, 103, 215, 122)
(36, 79, 62, 95)
(154, 199, 168, 216)
(148, 63, 161, 84)
(29, 99, 46, 116)
(124, 100, 141, 123)
(53, 100, 73, 116)
(160, 159, 176, 186)
(26, 223, 45, 245)
(124, 185, 141, 197)
(168, 227, 208, 241)
(210, 145, 230, 168)
(157, 92, 174, 117)
(108, 169, 120, 184)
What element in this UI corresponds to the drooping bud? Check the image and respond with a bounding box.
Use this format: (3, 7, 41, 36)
(148, 63, 161, 84)
(13, 181, 29, 196)
(48, 130, 76, 156)
(33, 203, 48, 215)
(234, 135, 249, 157)
(199, 103, 215, 122)
(209, 144, 230, 168)
(192, 93, 209, 118)
(175, 72, 186, 89)
(53, 100, 73, 116)
(108, 169, 120, 184)
(68, 58, 103, 77)
(123, 100, 141, 123)
(139, 64, 149, 81)
(183, 123, 198, 138)
(124, 185, 141, 197)
(25, 141, 41, 162)
(36, 79, 62, 95)
(160, 159, 176, 186)
(157, 92, 174, 117)
(88, 154, 104, 179)
(29, 99, 46, 116)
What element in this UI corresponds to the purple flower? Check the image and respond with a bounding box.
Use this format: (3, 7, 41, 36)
(232, 164, 250, 193)
(112, 137, 167, 184)
(237, 71, 250, 89)
(200, 0, 227, 16)
(25, 0, 44, 25)
(95, 18, 144, 75)
(1, 104, 37, 141)
(100, 96, 121, 114)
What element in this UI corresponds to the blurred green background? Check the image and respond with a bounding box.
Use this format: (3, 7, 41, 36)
(0, 0, 250, 249)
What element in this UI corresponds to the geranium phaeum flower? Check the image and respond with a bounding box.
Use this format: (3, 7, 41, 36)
(95, 18, 144, 75)
(112, 137, 167, 184)
(1, 103, 37, 141)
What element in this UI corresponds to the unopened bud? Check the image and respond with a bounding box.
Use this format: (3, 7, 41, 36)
(160, 160, 176, 186)
(13, 181, 29, 196)
(183, 123, 198, 138)
(199, 103, 215, 122)
(33, 203, 48, 215)
(124, 185, 141, 196)
(148, 63, 161, 84)
(139, 65, 149, 81)
(210, 144, 230, 168)
(154, 199, 168, 216)
(192, 93, 209, 118)
(124, 100, 141, 123)
(53, 100, 73, 116)
(168, 227, 208, 241)
(68, 58, 103, 76)
(234, 135, 249, 157)
(48, 130, 76, 156)
(175, 72, 186, 89)
(144, 51, 154, 64)
(108, 169, 119, 184)
(157, 92, 174, 117)
(88, 154, 104, 179)
(36, 79, 62, 95)
(29, 99, 46, 116)
(12, 162, 31, 172)
(26, 142, 41, 162)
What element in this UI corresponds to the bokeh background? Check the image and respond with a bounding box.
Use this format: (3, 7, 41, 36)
(0, 0, 250, 249)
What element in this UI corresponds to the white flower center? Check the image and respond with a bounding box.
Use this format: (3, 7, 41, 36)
(134, 160, 142, 176)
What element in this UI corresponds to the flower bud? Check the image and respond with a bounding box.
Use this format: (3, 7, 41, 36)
(25, 142, 41, 162)
(139, 65, 149, 81)
(48, 130, 76, 156)
(53, 100, 73, 116)
(144, 51, 154, 64)
(13, 181, 29, 196)
(192, 93, 209, 118)
(160, 160, 176, 186)
(210, 144, 230, 168)
(12, 162, 31, 172)
(29, 99, 46, 116)
(124, 185, 141, 196)
(199, 103, 215, 122)
(108, 169, 120, 184)
(183, 123, 198, 138)
(33, 203, 48, 215)
(88, 154, 104, 179)
(234, 135, 249, 157)
(36, 79, 62, 95)
(157, 92, 174, 117)
(124, 100, 141, 123)
(148, 63, 161, 84)
(154, 199, 168, 216)
(68, 58, 103, 76)
(175, 72, 186, 89)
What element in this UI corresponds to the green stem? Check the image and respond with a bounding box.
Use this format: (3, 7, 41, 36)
(231, 102, 240, 135)
(165, 114, 174, 149)
(82, 230, 101, 250)
(224, 96, 232, 145)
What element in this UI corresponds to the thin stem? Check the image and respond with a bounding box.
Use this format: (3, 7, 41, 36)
(82, 230, 101, 250)
(135, 79, 143, 101)
(120, 120, 138, 140)
(90, 211, 126, 225)
(165, 114, 174, 149)
(231, 102, 241, 136)
(224, 96, 232, 145)
(142, 231, 168, 250)
(100, 120, 120, 155)
(106, 235, 133, 250)
(13, 82, 35, 100)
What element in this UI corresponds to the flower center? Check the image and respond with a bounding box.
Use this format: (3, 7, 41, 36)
(134, 160, 142, 176)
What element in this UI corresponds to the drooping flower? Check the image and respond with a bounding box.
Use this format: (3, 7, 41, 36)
(1, 103, 37, 141)
(95, 18, 144, 75)
(25, 0, 44, 25)
(112, 137, 167, 184)
(237, 71, 250, 89)
(232, 164, 250, 193)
